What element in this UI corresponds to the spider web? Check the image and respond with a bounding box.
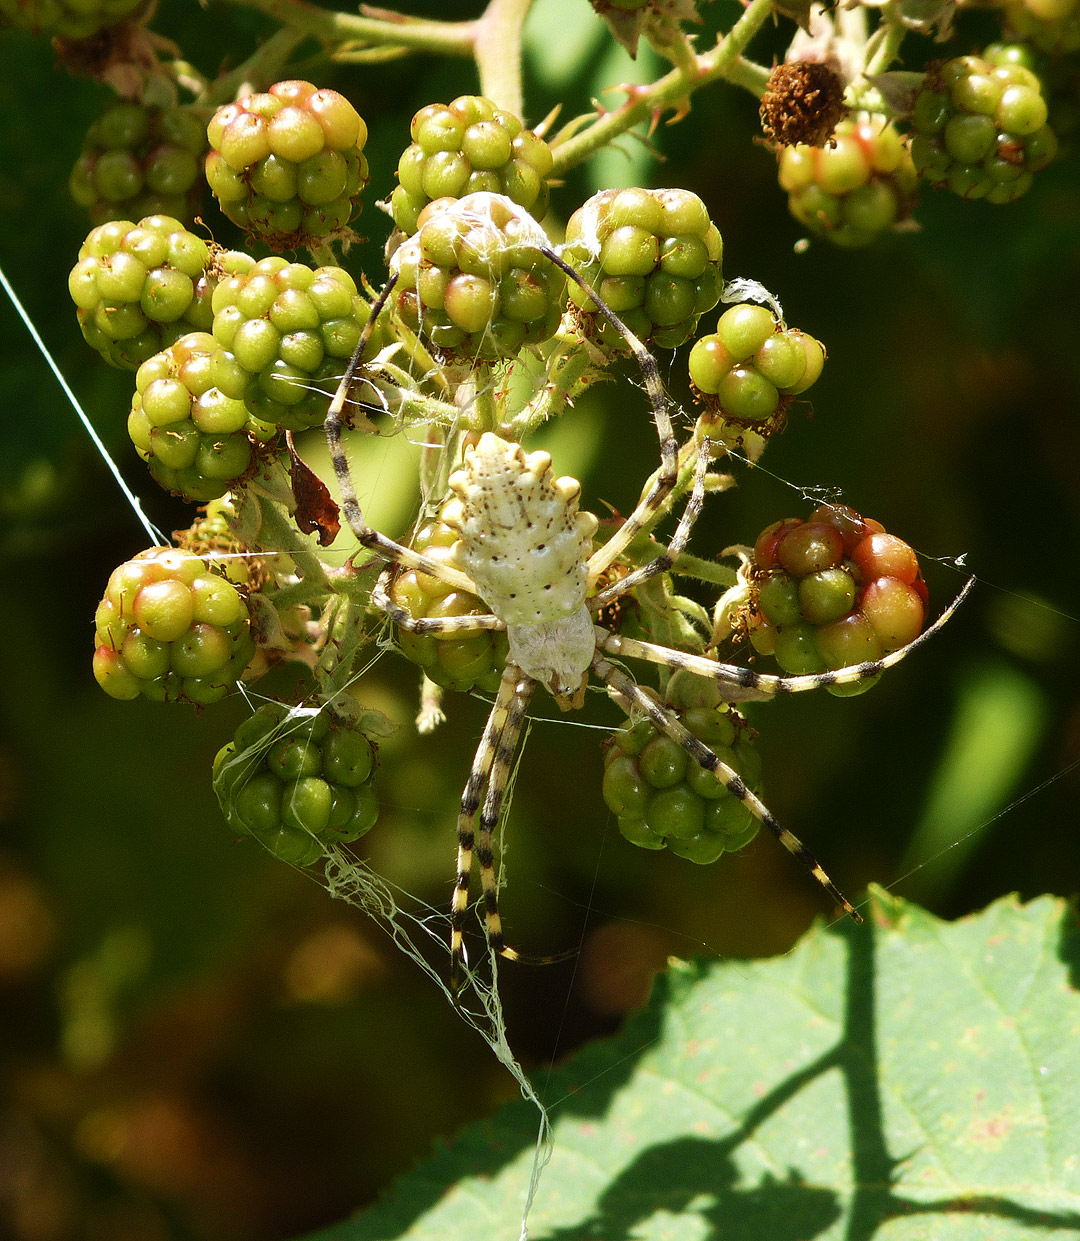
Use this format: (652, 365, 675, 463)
(7, 255, 1080, 1241)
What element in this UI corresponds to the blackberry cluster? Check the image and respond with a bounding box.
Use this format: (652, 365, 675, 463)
(688, 303, 824, 441)
(603, 694, 762, 864)
(1003, 0, 1080, 54)
(778, 116, 919, 247)
(0, 0, 142, 38)
(127, 332, 267, 502)
(390, 94, 553, 236)
(389, 192, 563, 361)
(562, 187, 723, 350)
(985, 41, 1080, 160)
(93, 548, 255, 705)
(388, 519, 509, 693)
(68, 215, 215, 370)
(910, 55, 1058, 201)
(213, 701, 379, 866)
(747, 505, 928, 696)
(206, 80, 369, 249)
(69, 102, 207, 227)
(210, 254, 376, 431)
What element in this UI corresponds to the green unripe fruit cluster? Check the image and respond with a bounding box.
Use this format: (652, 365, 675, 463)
(390, 192, 563, 361)
(127, 332, 266, 502)
(748, 506, 928, 696)
(1002, 0, 1080, 54)
(210, 253, 376, 431)
(70, 102, 207, 228)
(688, 303, 824, 436)
(603, 702, 762, 864)
(910, 55, 1058, 202)
(391, 95, 553, 236)
(389, 519, 509, 693)
(0, 0, 143, 38)
(563, 186, 723, 350)
(778, 116, 919, 248)
(206, 80, 369, 248)
(68, 215, 215, 371)
(213, 701, 380, 866)
(93, 547, 255, 705)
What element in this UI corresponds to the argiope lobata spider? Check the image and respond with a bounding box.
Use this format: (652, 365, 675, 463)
(325, 259, 972, 990)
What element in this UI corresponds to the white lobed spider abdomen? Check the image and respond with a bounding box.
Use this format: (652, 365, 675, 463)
(440, 433, 599, 696)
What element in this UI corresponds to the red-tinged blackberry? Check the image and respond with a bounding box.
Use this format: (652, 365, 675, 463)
(212, 699, 380, 866)
(746, 506, 928, 697)
(603, 679, 762, 864)
(0, 0, 143, 38)
(390, 94, 553, 236)
(562, 187, 723, 351)
(1002, 0, 1080, 54)
(388, 519, 509, 693)
(69, 101, 207, 227)
(210, 253, 382, 431)
(910, 55, 1058, 202)
(778, 116, 919, 247)
(205, 80, 369, 250)
(93, 547, 256, 705)
(688, 303, 824, 447)
(127, 332, 272, 503)
(68, 215, 215, 370)
(389, 192, 563, 362)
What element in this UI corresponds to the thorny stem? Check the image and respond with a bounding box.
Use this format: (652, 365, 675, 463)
(864, 8, 909, 80)
(318, 593, 372, 698)
(203, 25, 307, 106)
(510, 336, 598, 439)
(549, 0, 775, 174)
(223, 0, 477, 58)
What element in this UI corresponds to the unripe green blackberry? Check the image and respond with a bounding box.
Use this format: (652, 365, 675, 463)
(0, 0, 143, 38)
(562, 187, 723, 350)
(1002, 0, 1080, 55)
(778, 116, 919, 247)
(206, 80, 369, 249)
(389, 192, 563, 362)
(985, 41, 1080, 160)
(910, 56, 1058, 202)
(390, 95, 553, 236)
(70, 102, 207, 227)
(388, 519, 509, 693)
(68, 215, 215, 370)
(688, 303, 824, 445)
(746, 506, 928, 696)
(127, 332, 271, 502)
(210, 254, 379, 431)
(603, 691, 762, 865)
(212, 700, 380, 866)
(93, 547, 256, 705)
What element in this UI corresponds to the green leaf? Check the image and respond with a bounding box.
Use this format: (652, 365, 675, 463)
(302, 890, 1080, 1240)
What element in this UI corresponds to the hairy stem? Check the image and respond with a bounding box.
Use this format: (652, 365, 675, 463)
(474, 0, 533, 116)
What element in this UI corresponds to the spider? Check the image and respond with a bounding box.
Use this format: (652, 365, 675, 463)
(325, 259, 972, 990)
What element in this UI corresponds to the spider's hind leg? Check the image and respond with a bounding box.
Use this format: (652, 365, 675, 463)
(592, 648, 863, 923)
(451, 665, 537, 993)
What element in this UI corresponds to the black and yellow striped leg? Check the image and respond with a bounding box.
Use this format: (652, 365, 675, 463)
(450, 665, 533, 991)
(592, 652, 863, 923)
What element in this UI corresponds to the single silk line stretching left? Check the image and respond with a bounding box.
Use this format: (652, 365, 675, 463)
(1, 263, 165, 547)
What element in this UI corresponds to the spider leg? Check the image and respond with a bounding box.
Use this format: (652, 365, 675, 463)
(540, 247, 679, 581)
(590, 435, 712, 613)
(592, 650, 862, 922)
(372, 566, 505, 634)
(451, 665, 536, 992)
(597, 576, 975, 702)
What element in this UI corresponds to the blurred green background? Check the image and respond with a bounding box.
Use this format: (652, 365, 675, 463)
(2, 1, 1079, 1238)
